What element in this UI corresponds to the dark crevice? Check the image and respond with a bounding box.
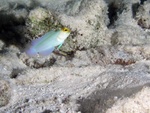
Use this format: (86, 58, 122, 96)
(0, 12, 27, 51)
(132, 3, 140, 18)
(107, 1, 125, 28)
(10, 68, 24, 78)
(0, 0, 42, 51)
(42, 109, 52, 113)
(140, 0, 147, 5)
(107, 3, 118, 27)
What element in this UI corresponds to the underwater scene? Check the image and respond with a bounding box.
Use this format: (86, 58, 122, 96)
(0, 0, 150, 113)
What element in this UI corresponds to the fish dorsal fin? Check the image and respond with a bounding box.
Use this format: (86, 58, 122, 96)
(32, 30, 57, 46)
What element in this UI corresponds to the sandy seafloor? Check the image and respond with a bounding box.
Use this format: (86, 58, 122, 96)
(0, 0, 150, 113)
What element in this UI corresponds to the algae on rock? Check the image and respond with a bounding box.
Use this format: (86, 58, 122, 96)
(26, 7, 63, 38)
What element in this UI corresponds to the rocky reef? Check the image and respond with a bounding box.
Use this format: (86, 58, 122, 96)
(0, 0, 150, 113)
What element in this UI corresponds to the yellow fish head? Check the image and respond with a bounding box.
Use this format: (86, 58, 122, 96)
(61, 27, 71, 33)
(57, 27, 71, 42)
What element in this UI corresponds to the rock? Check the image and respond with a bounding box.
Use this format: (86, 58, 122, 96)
(26, 7, 63, 38)
(0, 45, 26, 76)
(135, 1, 150, 29)
(106, 87, 150, 113)
(0, 80, 11, 107)
(58, 0, 110, 50)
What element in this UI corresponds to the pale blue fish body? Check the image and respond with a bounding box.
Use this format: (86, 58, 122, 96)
(26, 27, 70, 56)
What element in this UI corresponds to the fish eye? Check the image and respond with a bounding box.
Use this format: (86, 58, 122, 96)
(62, 27, 70, 32)
(64, 28, 68, 31)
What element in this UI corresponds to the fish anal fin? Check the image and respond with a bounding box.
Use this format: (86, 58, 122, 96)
(38, 47, 55, 56)
(26, 47, 37, 57)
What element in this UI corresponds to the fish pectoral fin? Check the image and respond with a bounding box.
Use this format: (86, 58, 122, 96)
(57, 43, 63, 50)
(38, 47, 55, 56)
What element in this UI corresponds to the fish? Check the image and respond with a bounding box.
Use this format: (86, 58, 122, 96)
(26, 27, 71, 56)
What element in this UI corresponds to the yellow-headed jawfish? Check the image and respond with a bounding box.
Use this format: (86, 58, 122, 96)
(26, 27, 71, 56)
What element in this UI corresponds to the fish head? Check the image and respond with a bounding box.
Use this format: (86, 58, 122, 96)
(57, 27, 71, 42)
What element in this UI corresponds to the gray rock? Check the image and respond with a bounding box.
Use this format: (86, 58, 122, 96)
(135, 1, 150, 29)
(0, 79, 11, 107)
